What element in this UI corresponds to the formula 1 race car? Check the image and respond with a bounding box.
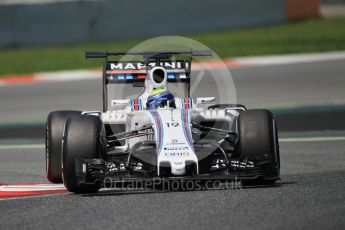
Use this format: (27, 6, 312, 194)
(45, 50, 280, 193)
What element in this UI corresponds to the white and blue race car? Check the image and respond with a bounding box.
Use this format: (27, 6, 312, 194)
(45, 50, 280, 193)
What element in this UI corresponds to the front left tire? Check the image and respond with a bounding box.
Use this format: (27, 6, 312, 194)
(45, 110, 81, 183)
(238, 109, 280, 184)
(62, 115, 105, 193)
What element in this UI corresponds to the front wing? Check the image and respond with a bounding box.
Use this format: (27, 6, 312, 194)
(75, 158, 279, 189)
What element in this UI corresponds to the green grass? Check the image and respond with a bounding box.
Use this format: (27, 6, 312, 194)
(1, 17, 345, 76)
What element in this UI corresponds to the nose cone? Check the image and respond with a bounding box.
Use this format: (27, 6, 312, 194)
(148, 109, 199, 176)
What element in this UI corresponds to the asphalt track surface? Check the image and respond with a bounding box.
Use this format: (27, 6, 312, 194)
(1, 59, 345, 229)
(1, 139, 345, 230)
(1, 59, 345, 123)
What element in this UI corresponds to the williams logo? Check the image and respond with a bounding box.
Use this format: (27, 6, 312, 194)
(164, 147, 189, 151)
(109, 61, 184, 70)
(164, 152, 190, 156)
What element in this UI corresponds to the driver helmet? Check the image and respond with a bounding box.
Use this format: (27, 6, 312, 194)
(146, 88, 176, 110)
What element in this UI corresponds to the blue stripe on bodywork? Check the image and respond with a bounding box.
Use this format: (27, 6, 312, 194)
(139, 99, 143, 110)
(130, 99, 134, 110)
(149, 111, 164, 154)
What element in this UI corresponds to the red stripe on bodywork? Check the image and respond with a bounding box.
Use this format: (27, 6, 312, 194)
(184, 98, 189, 109)
(183, 110, 193, 149)
(134, 99, 139, 111)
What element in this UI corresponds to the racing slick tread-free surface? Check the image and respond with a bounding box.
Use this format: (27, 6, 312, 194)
(62, 115, 104, 193)
(46, 110, 81, 183)
(238, 109, 280, 183)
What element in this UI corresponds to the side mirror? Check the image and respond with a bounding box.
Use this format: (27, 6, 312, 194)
(111, 99, 130, 107)
(196, 97, 216, 104)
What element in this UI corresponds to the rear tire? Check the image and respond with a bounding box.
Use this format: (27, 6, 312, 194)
(45, 110, 81, 183)
(62, 115, 105, 193)
(238, 109, 280, 184)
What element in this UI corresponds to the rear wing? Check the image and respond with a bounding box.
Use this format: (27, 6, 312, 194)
(86, 50, 212, 83)
(85, 50, 212, 112)
(85, 50, 212, 59)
